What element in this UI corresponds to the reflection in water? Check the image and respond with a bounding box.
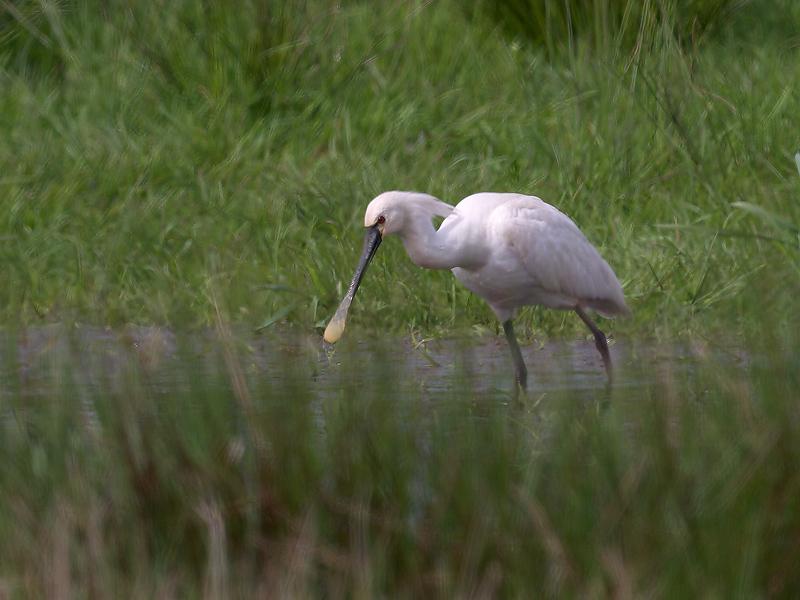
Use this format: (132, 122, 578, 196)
(1, 324, 746, 409)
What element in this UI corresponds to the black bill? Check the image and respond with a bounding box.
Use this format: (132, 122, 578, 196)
(323, 225, 382, 343)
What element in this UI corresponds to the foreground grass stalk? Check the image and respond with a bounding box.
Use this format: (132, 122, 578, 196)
(0, 326, 798, 595)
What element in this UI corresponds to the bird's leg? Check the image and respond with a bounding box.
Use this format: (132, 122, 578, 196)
(575, 306, 612, 382)
(502, 320, 528, 391)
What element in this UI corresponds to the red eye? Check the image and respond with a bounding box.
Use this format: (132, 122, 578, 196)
(377, 215, 386, 224)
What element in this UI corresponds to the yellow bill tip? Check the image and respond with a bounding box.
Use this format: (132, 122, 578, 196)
(323, 318, 346, 344)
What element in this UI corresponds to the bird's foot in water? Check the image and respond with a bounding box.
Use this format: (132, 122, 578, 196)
(511, 374, 528, 401)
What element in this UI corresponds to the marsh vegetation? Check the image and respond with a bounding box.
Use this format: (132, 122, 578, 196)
(1, 0, 799, 595)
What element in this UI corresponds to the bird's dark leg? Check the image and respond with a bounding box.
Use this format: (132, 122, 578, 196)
(575, 306, 612, 382)
(502, 320, 527, 391)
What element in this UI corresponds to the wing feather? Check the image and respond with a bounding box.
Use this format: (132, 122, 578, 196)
(489, 197, 629, 316)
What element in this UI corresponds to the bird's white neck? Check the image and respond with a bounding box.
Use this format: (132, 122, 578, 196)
(397, 197, 471, 270)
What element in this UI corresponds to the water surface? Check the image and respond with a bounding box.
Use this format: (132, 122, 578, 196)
(1, 325, 746, 406)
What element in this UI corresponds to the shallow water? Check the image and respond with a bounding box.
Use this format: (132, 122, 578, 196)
(0, 324, 746, 405)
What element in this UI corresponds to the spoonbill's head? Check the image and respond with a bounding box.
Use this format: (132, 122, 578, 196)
(363, 191, 408, 236)
(324, 191, 446, 343)
(363, 190, 450, 236)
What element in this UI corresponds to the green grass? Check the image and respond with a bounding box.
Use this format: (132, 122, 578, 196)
(2, 3, 800, 594)
(472, 0, 747, 56)
(0, 0, 798, 341)
(0, 325, 799, 596)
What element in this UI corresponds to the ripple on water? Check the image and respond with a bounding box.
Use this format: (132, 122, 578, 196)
(0, 324, 747, 409)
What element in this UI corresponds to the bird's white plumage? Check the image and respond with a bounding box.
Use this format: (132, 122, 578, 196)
(366, 191, 629, 322)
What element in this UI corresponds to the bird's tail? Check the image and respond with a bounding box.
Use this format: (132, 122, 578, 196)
(586, 297, 632, 319)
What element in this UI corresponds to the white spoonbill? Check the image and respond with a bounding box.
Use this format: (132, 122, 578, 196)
(324, 191, 630, 389)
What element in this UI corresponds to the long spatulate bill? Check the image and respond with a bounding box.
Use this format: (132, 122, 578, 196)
(323, 225, 382, 343)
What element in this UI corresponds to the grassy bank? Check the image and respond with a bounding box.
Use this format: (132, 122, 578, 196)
(2, 2, 800, 596)
(0, 325, 798, 596)
(0, 0, 798, 339)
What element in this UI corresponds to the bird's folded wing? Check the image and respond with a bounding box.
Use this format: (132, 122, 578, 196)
(488, 198, 628, 316)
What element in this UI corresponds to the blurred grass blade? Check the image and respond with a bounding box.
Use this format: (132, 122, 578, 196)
(255, 305, 293, 332)
(732, 201, 799, 234)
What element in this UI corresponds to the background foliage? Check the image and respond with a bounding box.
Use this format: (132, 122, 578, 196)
(2, 1, 800, 595)
(1, 0, 799, 340)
